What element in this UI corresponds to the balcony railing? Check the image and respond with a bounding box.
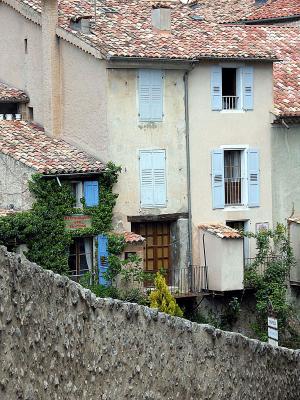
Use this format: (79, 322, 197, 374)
(244, 256, 283, 287)
(225, 177, 242, 205)
(222, 96, 239, 110)
(145, 265, 208, 297)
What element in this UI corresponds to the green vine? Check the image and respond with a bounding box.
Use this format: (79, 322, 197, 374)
(0, 162, 121, 275)
(244, 224, 295, 342)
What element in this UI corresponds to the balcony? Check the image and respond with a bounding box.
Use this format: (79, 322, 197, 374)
(222, 96, 239, 110)
(145, 265, 208, 298)
(225, 177, 242, 206)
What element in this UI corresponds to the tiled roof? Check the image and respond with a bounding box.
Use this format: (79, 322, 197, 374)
(58, 0, 277, 60)
(13, 0, 276, 60)
(123, 231, 145, 244)
(6, 0, 300, 115)
(242, 0, 300, 22)
(0, 81, 29, 103)
(0, 121, 105, 175)
(199, 223, 242, 239)
(268, 27, 300, 117)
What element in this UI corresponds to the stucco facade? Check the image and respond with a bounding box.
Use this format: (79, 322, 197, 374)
(189, 63, 274, 263)
(0, 2, 43, 125)
(0, 154, 34, 211)
(271, 125, 300, 224)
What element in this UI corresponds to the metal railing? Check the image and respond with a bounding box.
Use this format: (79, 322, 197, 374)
(222, 96, 239, 110)
(145, 265, 208, 297)
(244, 256, 283, 286)
(225, 177, 242, 205)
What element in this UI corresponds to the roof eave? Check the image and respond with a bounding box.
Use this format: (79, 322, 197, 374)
(242, 15, 300, 25)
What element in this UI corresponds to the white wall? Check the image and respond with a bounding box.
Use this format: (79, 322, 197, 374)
(189, 63, 274, 263)
(199, 230, 244, 291)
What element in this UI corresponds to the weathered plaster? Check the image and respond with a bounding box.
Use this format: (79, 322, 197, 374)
(271, 125, 300, 224)
(0, 247, 299, 399)
(0, 154, 33, 210)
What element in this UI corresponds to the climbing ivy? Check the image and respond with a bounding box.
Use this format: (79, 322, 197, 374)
(244, 224, 295, 342)
(0, 162, 121, 275)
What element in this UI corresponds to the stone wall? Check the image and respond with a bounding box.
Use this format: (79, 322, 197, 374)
(0, 246, 299, 400)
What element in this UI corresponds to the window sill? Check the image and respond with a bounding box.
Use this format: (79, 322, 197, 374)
(223, 206, 249, 211)
(220, 110, 245, 114)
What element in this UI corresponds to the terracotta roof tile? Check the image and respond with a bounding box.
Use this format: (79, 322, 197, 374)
(0, 81, 29, 103)
(0, 121, 105, 175)
(123, 231, 145, 243)
(242, 0, 300, 22)
(9, 0, 300, 115)
(199, 223, 242, 239)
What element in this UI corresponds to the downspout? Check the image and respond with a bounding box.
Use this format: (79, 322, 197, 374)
(184, 71, 193, 270)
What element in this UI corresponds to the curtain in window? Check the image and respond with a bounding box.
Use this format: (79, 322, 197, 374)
(84, 238, 93, 272)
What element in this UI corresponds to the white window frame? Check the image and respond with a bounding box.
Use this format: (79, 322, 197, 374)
(71, 181, 83, 209)
(220, 66, 244, 112)
(221, 145, 248, 208)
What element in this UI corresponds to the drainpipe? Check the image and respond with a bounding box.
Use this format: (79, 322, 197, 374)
(41, 0, 61, 137)
(184, 71, 193, 270)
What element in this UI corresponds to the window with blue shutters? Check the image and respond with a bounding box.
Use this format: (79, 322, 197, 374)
(247, 149, 260, 207)
(211, 66, 254, 111)
(139, 149, 166, 207)
(211, 148, 260, 209)
(84, 181, 99, 207)
(98, 234, 109, 286)
(138, 69, 163, 121)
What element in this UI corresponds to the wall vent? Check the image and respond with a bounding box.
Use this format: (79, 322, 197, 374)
(70, 16, 92, 34)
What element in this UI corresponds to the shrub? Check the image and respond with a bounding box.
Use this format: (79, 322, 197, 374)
(149, 273, 183, 317)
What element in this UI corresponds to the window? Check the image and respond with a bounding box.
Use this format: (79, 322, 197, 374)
(69, 237, 93, 281)
(71, 181, 83, 208)
(211, 148, 259, 209)
(24, 38, 28, 54)
(224, 150, 242, 206)
(139, 149, 166, 207)
(211, 66, 254, 111)
(28, 107, 34, 121)
(226, 220, 250, 260)
(138, 69, 163, 121)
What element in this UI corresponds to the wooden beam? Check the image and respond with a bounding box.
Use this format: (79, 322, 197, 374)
(127, 213, 188, 223)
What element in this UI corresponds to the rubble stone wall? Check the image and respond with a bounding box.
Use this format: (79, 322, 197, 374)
(0, 247, 299, 400)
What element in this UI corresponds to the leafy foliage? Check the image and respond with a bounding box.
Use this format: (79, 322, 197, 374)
(244, 224, 294, 342)
(0, 163, 121, 275)
(149, 273, 183, 317)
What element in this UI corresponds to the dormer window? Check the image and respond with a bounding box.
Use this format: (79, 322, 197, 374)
(211, 66, 254, 111)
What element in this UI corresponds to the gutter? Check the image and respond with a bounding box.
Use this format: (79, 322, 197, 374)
(243, 15, 300, 25)
(184, 71, 193, 269)
(108, 55, 278, 64)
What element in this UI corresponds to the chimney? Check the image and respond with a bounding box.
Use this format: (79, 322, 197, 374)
(41, 0, 61, 137)
(151, 6, 171, 31)
(70, 16, 92, 34)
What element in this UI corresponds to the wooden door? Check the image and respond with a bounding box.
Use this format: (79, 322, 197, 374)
(132, 221, 171, 283)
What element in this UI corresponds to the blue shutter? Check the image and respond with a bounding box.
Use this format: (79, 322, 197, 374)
(84, 181, 99, 207)
(211, 149, 225, 209)
(140, 150, 154, 207)
(139, 69, 163, 121)
(153, 150, 166, 206)
(97, 234, 109, 286)
(150, 70, 163, 121)
(243, 66, 254, 110)
(211, 66, 222, 111)
(247, 149, 260, 207)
